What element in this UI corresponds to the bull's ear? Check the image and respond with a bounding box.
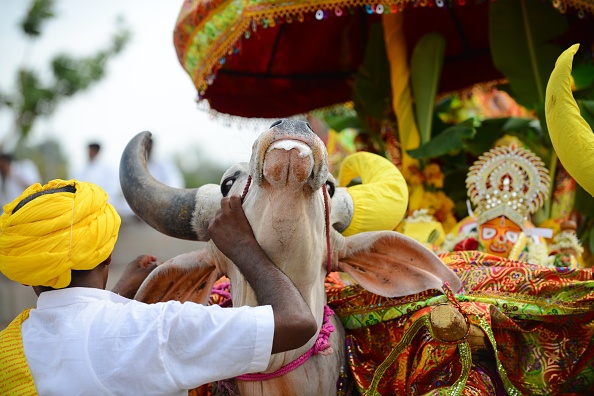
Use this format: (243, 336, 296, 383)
(134, 249, 221, 304)
(336, 231, 461, 297)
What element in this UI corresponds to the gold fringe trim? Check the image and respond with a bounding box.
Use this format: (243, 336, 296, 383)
(186, 0, 592, 112)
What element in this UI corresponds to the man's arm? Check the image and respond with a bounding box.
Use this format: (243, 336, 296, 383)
(208, 195, 318, 354)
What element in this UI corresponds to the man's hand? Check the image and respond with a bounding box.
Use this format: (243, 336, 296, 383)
(208, 195, 258, 263)
(207, 196, 318, 354)
(112, 255, 160, 299)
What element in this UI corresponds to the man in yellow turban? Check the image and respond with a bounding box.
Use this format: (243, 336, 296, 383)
(0, 180, 316, 395)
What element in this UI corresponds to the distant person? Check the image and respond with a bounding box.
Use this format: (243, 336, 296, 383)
(0, 179, 316, 394)
(71, 142, 119, 195)
(71, 142, 134, 218)
(0, 153, 41, 207)
(146, 137, 185, 188)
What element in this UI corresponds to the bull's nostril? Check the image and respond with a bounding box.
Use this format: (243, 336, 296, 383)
(269, 120, 283, 128)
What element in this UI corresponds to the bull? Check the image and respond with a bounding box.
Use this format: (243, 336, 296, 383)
(119, 119, 462, 395)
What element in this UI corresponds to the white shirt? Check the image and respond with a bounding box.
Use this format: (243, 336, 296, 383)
(22, 288, 274, 395)
(0, 159, 41, 207)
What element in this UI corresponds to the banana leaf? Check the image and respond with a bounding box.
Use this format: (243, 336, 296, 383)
(489, 0, 568, 110)
(323, 112, 365, 133)
(463, 118, 508, 156)
(573, 64, 594, 91)
(353, 22, 392, 123)
(577, 100, 594, 129)
(410, 32, 446, 145)
(574, 184, 594, 217)
(502, 117, 534, 133)
(407, 119, 476, 159)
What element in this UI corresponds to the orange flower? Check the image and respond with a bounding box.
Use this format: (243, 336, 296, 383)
(405, 165, 424, 186)
(422, 163, 444, 189)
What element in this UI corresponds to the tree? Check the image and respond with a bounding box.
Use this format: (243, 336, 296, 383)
(0, 0, 131, 152)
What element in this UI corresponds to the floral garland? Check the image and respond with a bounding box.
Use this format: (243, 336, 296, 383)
(548, 230, 584, 257)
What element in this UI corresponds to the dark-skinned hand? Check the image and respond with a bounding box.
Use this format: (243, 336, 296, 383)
(112, 255, 160, 299)
(208, 195, 258, 263)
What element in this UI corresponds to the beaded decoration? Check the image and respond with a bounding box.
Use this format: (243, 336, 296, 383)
(466, 144, 550, 229)
(174, 0, 594, 99)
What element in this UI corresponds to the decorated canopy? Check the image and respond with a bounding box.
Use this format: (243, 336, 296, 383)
(173, 0, 594, 118)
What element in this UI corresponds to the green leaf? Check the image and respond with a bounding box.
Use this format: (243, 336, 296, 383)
(434, 96, 452, 114)
(502, 117, 534, 132)
(464, 118, 508, 156)
(577, 100, 594, 130)
(575, 85, 594, 101)
(353, 23, 392, 123)
(533, 103, 553, 156)
(590, 227, 594, 256)
(322, 113, 363, 132)
(410, 32, 446, 145)
(573, 64, 594, 91)
(574, 184, 594, 217)
(20, 0, 55, 37)
(489, 0, 568, 109)
(443, 167, 471, 219)
(407, 119, 476, 159)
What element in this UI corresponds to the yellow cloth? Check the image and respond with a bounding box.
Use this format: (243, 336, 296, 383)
(383, 12, 421, 174)
(0, 308, 36, 395)
(338, 152, 408, 236)
(0, 179, 121, 288)
(400, 221, 446, 247)
(546, 44, 594, 196)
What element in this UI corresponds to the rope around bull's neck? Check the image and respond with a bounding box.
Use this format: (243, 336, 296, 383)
(240, 175, 252, 203)
(235, 305, 336, 381)
(322, 183, 332, 275)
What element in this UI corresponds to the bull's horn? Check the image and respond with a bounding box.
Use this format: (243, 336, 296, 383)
(120, 131, 202, 240)
(546, 44, 594, 196)
(332, 152, 408, 236)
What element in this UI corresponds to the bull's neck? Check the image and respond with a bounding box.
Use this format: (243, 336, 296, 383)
(231, 187, 330, 363)
(245, 188, 327, 294)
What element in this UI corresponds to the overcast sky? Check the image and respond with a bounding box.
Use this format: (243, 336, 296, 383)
(0, 0, 263, 176)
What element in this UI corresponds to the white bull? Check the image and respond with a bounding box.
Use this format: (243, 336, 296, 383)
(119, 119, 461, 395)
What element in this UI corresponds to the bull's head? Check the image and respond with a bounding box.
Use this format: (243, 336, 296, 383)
(120, 119, 461, 306)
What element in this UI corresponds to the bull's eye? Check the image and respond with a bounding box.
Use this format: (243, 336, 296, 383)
(325, 180, 335, 198)
(221, 177, 236, 197)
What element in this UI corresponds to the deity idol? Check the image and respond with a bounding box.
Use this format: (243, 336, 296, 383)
(441, 143, 582, 267)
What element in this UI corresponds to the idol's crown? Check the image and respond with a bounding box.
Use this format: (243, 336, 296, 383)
(466, 144, 550, 228)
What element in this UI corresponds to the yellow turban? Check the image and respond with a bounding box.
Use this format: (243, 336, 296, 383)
(338, 152, 408, 236)
(0, 179, 121, 288)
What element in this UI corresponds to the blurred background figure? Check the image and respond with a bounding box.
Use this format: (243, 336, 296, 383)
(70, 142, 134, 218)
(0, 153, 41, 207)
(146, 137, 184, 188)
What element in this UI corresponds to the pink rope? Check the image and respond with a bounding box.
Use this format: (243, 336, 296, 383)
(211, 281, 232, 307)
(236, 305, 336, 381)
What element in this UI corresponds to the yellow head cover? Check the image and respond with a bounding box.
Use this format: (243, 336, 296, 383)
(338, 152, 408, 236)
(0, 179, 121, 288)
